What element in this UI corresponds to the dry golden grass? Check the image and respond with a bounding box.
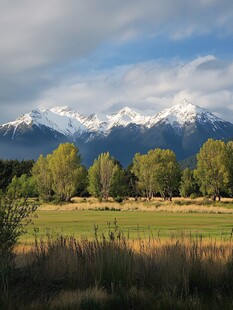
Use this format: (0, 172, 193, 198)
(2, 231, 233, 310)
(50, 287, 109, 309)
(38, 196, 233, 214)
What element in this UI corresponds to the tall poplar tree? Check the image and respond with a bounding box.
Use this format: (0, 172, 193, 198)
(88, 152, 117, 200)
(131, 149, 180, 200)
(32, 154, 53, 201)
(194, 139, 228, 201)
(224, 141, 233, 196)
(154, 149, 181, 200)
(49, 143, 82, 202)
(131, 151, 157, 199)
(179, 168, 198, 198)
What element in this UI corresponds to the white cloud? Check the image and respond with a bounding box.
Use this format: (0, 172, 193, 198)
(0, 0, 233, 72)
(33, 55, 233, 122)
(0, 1, 233, 122)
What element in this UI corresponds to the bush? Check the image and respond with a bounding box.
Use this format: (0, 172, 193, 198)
(190, 193, 198, 199)
(0, 196, 38, 254)
(114, 196, 124, 203)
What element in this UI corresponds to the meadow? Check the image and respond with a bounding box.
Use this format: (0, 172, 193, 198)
(20, 197, 233, 244)
(1, 197, 233, 309)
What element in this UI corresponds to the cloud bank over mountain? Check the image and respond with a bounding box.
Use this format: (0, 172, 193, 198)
(36, 56, 233, 123)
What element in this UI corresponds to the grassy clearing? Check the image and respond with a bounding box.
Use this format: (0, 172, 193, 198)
(20, 208, 233, 245)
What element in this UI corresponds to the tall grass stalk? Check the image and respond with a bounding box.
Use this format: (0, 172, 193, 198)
(1, 225, 233, 309)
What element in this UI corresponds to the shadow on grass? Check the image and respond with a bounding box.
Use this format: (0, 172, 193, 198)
(1, 223, 233, 309)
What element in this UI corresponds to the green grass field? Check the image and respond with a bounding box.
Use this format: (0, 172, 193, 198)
(21, 209, 233, 243)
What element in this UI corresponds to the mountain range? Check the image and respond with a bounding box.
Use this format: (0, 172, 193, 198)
(1, 99, 233, 166)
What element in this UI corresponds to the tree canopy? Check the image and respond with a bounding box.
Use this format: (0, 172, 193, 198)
(88, 152, 117, 200)
(179, 168, 198, 198)
(32, 143, 84, 202)
(131, 148, 180, 200)
(194, 139, 228, 201)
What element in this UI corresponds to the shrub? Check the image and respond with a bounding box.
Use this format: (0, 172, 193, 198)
(0, 196, 38, 254)
(114, 196, 124, 203)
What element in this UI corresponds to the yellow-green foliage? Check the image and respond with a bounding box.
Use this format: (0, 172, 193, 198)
(32, 154, 53, 200)
(132, 149, 180, 200)
(195, 139, 228, 200)
(88, 152, 118, 199)
(180, 168, 198, 198)
(49, 143, 81, 202)
(33, 143, 83, 202)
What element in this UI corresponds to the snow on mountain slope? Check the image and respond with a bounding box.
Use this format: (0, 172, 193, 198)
(49, 106, 108, 132)
(106, 107, 150, 129)
(81, 114, 108, 132)
(2, 108, 88, 138)
(50, 106, 86, 123)
(1, 99, 230, 140)
(147, 99, 223, 128)
(50, 106, 150, 132)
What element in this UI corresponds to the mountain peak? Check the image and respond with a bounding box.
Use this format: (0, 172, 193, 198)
(109, 106, 137, 117)
(119, 106, 135, 113)
(50, 106, 72, 114)
(178, 98, 194, 107)
(1, 101, 233, 166)
(148, 99, 222, 128)
(106, 106, 149, 128)
(171, 99, 197, 112)
(1, 100, 228, 137)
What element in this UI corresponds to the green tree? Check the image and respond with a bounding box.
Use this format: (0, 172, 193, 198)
(132, 149, 180, 200)
(0, 195, 38, 254)
(179, 168, 198, 198)
(32, 154, 53, 201)
(154, 149, 181, 201)
(194, 139, 228, 201)
(125, 164, 138, 198)
(109, 168, 128, 200)
(0, 159, 34, 191)
(49, 143, 82, 202)
(225, 141, 233, 196)
(75, 166, 89, 197)
(6, 174, 37, 201)
(88, 152, 117, 200)
(131, 151, 158, 199)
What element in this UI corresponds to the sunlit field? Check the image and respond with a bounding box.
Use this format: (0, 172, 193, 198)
(19, 197, 233, 245)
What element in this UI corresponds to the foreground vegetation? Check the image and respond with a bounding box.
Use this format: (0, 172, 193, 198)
(1, 196, 233, 309)
(1, 230, 233, 309)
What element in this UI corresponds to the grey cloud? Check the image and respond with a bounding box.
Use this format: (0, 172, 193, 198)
(1, 0, 233, 70)
(34, 56, 233, 123)
(0, 0, 233, 122)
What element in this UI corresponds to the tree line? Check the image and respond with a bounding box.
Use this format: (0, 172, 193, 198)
(0, 159, 34, 191)
(1, 138, 233, 202)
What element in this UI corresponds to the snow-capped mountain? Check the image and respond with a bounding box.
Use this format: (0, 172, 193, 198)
(3, 107, 87, 138)
(1, 99, 233, 166)
(147, 99, 224, 128)
(106, 107, 150, 129)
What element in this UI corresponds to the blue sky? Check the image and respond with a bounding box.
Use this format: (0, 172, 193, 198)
(0, 0, 233, 123)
